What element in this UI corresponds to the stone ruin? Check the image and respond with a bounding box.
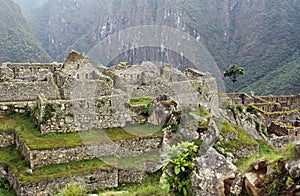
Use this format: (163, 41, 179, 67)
(226, 93, 300, 148)
(0, 50, 218, 134)
(0, 50, 219, 195)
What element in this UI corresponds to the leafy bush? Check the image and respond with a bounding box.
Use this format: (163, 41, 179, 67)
(161, 141, 198, 196)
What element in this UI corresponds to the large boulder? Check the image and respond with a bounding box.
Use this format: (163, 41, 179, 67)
(190, 147, 237, 196)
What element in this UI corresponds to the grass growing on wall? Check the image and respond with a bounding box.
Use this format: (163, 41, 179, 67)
(0, 115, 163, 150)
(129, 96, 153, 106)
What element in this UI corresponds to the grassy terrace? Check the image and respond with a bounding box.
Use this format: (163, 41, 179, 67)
(0, 114, 163, 186)
(0, 115, 163, 150)
(0, 145, 162, 186)
(0, 146, 163, 190)
(0, 145, 112, 185)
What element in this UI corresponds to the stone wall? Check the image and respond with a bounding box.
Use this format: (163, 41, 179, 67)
(0, 101, 35, 115)
(0, 76, 60, 102)
(62, 75, 113, 100)
(257, 95, 300, 110)
(4, 166, 148, 196)
(2, 62, 62, 81)
(15, 134, 31, 166)
(36, 90, 131, 134)
(17, 135, 162, 169)
(9, 168, 118, 196)
(0, 130, 15, 147)
(226, 93, 254, 105)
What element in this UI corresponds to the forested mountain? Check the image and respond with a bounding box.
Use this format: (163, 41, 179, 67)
(0, 0, 51, 64)
(10, 0, 300, 95)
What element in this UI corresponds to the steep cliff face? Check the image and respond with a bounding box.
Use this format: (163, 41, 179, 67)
(13, 0, 300, 94)
(0, 0, 51, 64)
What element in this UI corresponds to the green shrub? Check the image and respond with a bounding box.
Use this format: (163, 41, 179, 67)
(161, 141, 198, 196)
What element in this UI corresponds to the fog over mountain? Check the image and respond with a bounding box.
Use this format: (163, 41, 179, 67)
(0, 0, 51, 64)
(8, 0, 300, 95)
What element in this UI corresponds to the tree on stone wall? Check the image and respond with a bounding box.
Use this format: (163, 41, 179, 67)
(224, 64, 244, 93)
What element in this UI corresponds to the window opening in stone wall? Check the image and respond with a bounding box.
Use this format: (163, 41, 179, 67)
(86, 73, 89, 79)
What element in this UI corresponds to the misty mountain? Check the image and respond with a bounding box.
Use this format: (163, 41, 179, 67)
(12, 0, 48, 17)
(10, 0, 300, 95)
(0, 0, 51, 64)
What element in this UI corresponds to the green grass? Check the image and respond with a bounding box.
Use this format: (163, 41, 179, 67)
(234, 140, 298, 172)
(130, 96, 153, 106)
(0, 145, 112, 185)
(0, 115, 162, 150)
(97, 172, 172, 196)
(101, 150, 161, 170)
(215, 118, 257, 148)
(0, 186, 16, 196)
(190, 106, 211, 119)
(214, 118, 236, 133)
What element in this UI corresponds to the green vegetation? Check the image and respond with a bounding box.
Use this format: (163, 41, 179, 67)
(161, 142, 198, 196)
(248, 104, 299, 115)
(97, 172, 170, 196)
(234, 141, 297, 173)
(0, 177, 16, 196)
(0, 115, 162, 150)
(101, 150, 161, 170)
(130, 96, 153, 106)
(55, 181, 87, 196)
(0, 145, 112, 185)
(214, 118, 258, 149)
(0, 0, 51, 64)
(190, 106, 211, 119)
(130, 97, 154, 116)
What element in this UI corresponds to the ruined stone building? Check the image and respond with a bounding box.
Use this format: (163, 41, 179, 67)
(0, 50, 218, 134)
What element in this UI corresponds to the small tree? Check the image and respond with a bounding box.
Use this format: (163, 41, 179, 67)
(224, 64, 244, 93)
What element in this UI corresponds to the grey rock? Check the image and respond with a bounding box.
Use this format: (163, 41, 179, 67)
(190, 147, 237, 196)
(286, 159, 300, 179)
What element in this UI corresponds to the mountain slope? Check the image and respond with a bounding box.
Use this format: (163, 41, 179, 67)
(16, 0, 300, 95)
(0, 0, 51, 64)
